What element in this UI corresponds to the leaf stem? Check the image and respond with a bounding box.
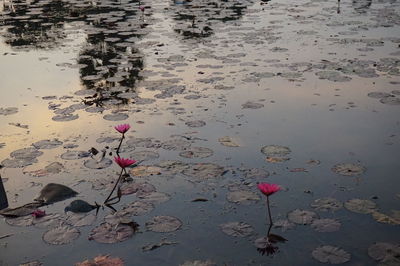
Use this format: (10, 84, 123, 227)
(104, 168, 124, 204)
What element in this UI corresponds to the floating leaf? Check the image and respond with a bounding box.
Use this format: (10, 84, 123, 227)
(261, 145, 291, 157)
(242, 101, 264, 109)
(89, 222, 134, 244)
(142, 239, 178, 252)
(219, 222, 254, 237)
(218, 136, 240, 147)
(60, 151, 90, 160)
(65, 200, 96, 213)
(273, 219, 296, 232)
(130, 166, 162, 177)
(332, 163, 365, 176)
(312, 245, 351, 264)
(84, 158, 112, 169)
(42, 225, 80, 245)
(179, 147, 213, 158)
(0, 202, 42, 217)
(243, 168, 270, 179)
(75, 255, 124, 266)
(103, 113, 129, 121)
(311, 198, 343, 212)
(344, 199, 377, 214)
(287, 209, 318, 225)
(180, 260, 216, 266)
(65, 213, 96, 227)
(20, 261, 42, 266)
(6, 215, 34, 227)
(121, 201, 155, 216)
(371, 211, 400, 225)
(266, 157, 290, 163)
(183, 163, 225, 180)
(33, 213, 64, 229)
(32, 139, 63, 149)
(129, 151, 159, 162)
(368, 242, 400, 266)
(311, 219, 341, 232)
(226, 190, 260, 205)
(185, 120, 206, 127)
(35, 183, 78, 204)
(161, 138, 191, 151)
(146, 216, 182, 233)
(138, 192, 171, 204)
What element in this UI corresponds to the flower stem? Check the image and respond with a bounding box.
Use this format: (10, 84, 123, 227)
(116, 134, 125, 155)
(267, 196, 273, 226)
(104, 168, 124, 204)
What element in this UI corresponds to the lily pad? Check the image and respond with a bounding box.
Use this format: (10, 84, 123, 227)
(89, 222, 134, 243)
(183, 163, 225, 180)
(226, 190, 260, 205)
(35, 183, 78, 204)
(6, 215, 34, 227)
(218, 136, 240, 147)
(0, 107, 18, 116)
(32, 139, 63, 149)
(84, 158, 112, 169)
(75, 255, 124, 266)
(380, 97, 400, 105)
(180, 261, 216, 266)
(219, 222, 254, 237)
(130, 166, 162, 177)
(311, 219, 341, 232)
(244, 168, 270, 179)
(311, 198, 343, 212)
(287, 209, 318, 225)
(138, 192, 171, 204)
(273, 219, 296, 232)
(52, 114, 79, 122)
(242, 101, 264, 109)
(146, 215, 182, 233)
(65, 213, 96, 227)
(33, 214, 64, 229)
(161, 138, 191, 151)
(261, 145, 291, 157)
(344, 199, 377, 214)
(64, 200, 96, 213)
(266, 157, 290, 163)
(371, 211, 400, 225)
(121, 201, 155, 216)
(129, 151, 159, 161)
(368, 242, 400, 266)
(103, 113, 129, 121)
(0, 202, 43, 217)
(185, 120, 206, 127)
(179, 147, 214, 158)
(61, 151, 90, 160)
(332, 163, 365, 176)
(312, 245, 351, 264)
(42, 225, 80, 245)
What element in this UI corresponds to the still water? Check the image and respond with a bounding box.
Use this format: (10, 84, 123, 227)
(0, 0, 399, 265)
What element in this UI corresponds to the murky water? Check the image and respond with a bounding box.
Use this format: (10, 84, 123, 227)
(1, 0, 399, 265)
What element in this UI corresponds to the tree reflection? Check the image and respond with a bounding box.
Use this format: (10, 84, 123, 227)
(0, 0, 149, 105)
(170, 0, 254, 39)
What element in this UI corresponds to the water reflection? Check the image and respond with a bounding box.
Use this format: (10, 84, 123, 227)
(170, 0, 254, 39)
(352, 0, 372, 12)
(0, 0, 150, 105)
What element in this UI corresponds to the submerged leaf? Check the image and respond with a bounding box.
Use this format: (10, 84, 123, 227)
(219, 222, 254, 237)
(311, 198, 342, 212)
(75, 255, 124, 266)
(89, 222, 134, 244)
(146, 216, 182, 233)
(344, 199, 377, 214)
(287, 209, 318, 225)
(312, 245, 351, 264)
(42, 225, 80, 245)
(311, 219, 341, 232)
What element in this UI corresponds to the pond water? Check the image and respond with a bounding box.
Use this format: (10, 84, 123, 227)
(0, 0, 399, 265)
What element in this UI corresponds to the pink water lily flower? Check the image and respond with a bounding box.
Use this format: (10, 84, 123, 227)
(114, 124, 131, 134)
(258, 183, 281, 196)
(32, 209, 46, 218)
(114, 156, 136, 168)
(139, 5, 145, 12)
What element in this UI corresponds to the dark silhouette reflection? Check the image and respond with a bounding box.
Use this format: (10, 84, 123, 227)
(0, 0, 150, 105)
(170, 0, 254, 39)
(255, 223, 287, 256)
(0, 0, 72, 48)
(0, 174, 8, 210)
(352, 0, 372, 12)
